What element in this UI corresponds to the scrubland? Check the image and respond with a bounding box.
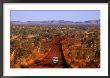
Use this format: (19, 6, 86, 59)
(10, 24, 100, 68)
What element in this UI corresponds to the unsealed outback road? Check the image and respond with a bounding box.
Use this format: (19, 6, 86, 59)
(29, 35, 69, 68)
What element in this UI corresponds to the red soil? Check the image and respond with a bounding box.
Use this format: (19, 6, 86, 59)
(28, 36, 65, 68)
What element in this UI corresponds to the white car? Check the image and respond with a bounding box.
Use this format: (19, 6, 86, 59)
(52, 57, 58, 64)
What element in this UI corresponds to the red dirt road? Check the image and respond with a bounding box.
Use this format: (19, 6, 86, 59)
(29, 36, 67, 68)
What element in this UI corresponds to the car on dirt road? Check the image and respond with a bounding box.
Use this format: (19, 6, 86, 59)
(52, 57, 58, 64)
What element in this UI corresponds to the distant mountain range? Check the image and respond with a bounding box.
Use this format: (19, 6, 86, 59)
(11, 19, 100, 25)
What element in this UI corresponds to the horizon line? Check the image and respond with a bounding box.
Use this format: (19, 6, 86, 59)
(11, 19, 100, 22)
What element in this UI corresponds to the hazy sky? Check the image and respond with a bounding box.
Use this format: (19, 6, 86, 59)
(11, 10, 100, 22)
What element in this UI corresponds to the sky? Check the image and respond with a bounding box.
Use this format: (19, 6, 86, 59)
(11, 10, 100, 22)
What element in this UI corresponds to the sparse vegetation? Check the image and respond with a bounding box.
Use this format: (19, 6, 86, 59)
(10, 24, 100, 68)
